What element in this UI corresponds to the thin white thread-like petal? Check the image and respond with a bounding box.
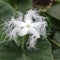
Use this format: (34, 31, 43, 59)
(32, 22, 41, 28)
(27, 35, 38, 49)
(8, 27, 19, 40)
(29, 28, 40, 38)
(3, 9, 47, 49)
(12, 21, 25, 27)
(16, 12, 23, 21)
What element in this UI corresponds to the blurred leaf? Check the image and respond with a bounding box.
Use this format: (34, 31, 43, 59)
(17, 35, 28, 46)
(0, 44, 22, 60)
(53, 49, 60, 60)
(0, 0, 14, 18)
(25, 39, 54, 60)
(47, 4, 60, 20)
(0, 0, 14, 43)
(0, 39, 54, 60)
(17, 0, 32, 13)
(2, 0, 32, 13)
(49, 31, 60, 50)
(54, 31, 60, 44)
(51, 19, 60, 30)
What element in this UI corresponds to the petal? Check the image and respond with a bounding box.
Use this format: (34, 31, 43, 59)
(18, 28, 28, 36)
(24, 14, 32, 23)
(32, 22, 41, 28)
(29, 28, 40, 38)
(13, 21, 25, 27)
(16, 12, 23, 21)
(11, 17, 15, 21)
(8, 27, 19, 39)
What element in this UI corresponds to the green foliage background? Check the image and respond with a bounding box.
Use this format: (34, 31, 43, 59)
(0, 0, 60, 60)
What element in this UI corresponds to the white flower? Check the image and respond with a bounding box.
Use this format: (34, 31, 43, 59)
(3, 10, 47, 49)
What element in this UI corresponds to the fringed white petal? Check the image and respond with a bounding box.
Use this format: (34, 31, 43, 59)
(13, 21, 25, 27)
(8, 27, 19, 40)
(16, 12, 23, 21)
(3, 9, 48, 49)
(32, 22, 41, 28)
(29, 28, 40, 38)
(24, 12, 33, 23)
(27, 10, 38, 17)
(18, 28, 28, 36)
(27, 35, 38, 49)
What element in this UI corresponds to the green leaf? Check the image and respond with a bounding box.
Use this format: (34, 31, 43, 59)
(0, 39, 54, 60)
(0, 0, 14, 43)
(0, 0, 14, 18)
(25, 39, 54, 60)
(47, 4, 60, 20)
(2, 0, 32, 13)
(51, 19, 60, 30)
(17, 0, 32, 13)
(0, 0, 14, 26)
(54, 31, 60, 45)
(53, 49, 60, 60)
(0, 44, 22, 60)
(49, 31, 60, 50)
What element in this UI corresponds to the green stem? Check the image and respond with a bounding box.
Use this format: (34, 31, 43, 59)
(50, 39, 60, 47)
(21, 36, 26, 60)
(21, 37, 25, 55)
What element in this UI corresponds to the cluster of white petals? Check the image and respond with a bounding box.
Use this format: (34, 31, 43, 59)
(3, 10, 47, 49)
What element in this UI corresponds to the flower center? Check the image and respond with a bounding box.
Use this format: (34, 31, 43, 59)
(26, 24, 31, 28)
